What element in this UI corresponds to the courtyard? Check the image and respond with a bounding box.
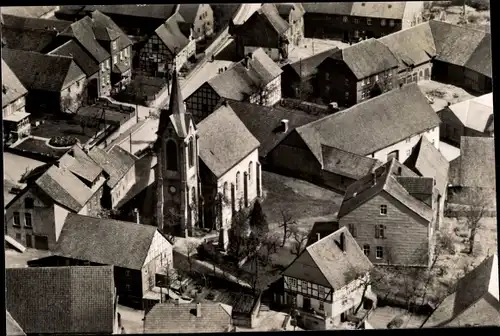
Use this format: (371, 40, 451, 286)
(417, 80, 476, 112)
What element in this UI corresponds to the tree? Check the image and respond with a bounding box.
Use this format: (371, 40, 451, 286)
(343, 266, 389, 315)
(158, 260, 178, 303)
(290, 227, 308, 258)
(260, 232, 281, 266)
(185, 240, 198, 274)
(249, 200, 268, 237)
(278, 209, 297, 247)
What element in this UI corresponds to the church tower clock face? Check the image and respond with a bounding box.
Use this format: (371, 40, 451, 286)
(169, 186, 177, 194)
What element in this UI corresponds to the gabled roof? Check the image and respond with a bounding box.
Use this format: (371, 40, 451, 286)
(83, 5, 177, 20)
(1, 6, 59, 18)
(284, 227, 372, 289)
(144, 303, 232, 333)
(306, 220, 339, 247)
(1, 59, 28, 107)
(396, 176, 435, 206)
(465, 33, 492, 77)
(197, 103, 260, 178)
(90, 10, 134, 50)
(425, 254, 499, 327)
(6, 266, 116, 334)
(327, 38, 399, 79)
(6, 311, 25, 336)
(59, 16, 110, 63)
(1, 25, 60, 53)
(2, 48, 86, 92)
(275, 3, 305, 19)
(302, 3, 353, 16)
(177, 4, 203, 24)
(256, 4, 290, 35)
(58, 144, 103, 183)
(208, 48, 282, 101)
(453, 137, 495, 188)
(155, 12, 190, 54)
(338, 159, 433, 222)
(34, 165, 95, 212)
(286, 47, 339, 78)
(48, 39, 99, 76)
(218, 99, 320, 157)
(88, 146, 137, 189)
(445, 93, 493, 133)
(321, 145, 382, 179)
(303, 2, 408, 19)
(54, 213, 162, 270)
(379, 21, 436, 70)
(1, 14, 72, 32)
(404, 136, 449, 197)
(296, 83, 440, 158)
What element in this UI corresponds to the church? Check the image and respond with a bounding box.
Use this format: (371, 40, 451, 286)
(153, 70, 262, 249)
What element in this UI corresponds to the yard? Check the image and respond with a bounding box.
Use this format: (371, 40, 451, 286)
(12, 137, 71, 159)
(417, 80, 476, 112)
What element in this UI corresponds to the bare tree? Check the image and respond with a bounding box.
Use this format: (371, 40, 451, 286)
(290, 227, 308, 258)
(260, 232, 281, 266)
(185, 240, 198, 274)
(158, 260, 178, 303)
(344, 266, 389, 315)
(279, 209, 297, 247)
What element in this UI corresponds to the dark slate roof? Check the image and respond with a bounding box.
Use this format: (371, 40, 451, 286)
(302, 3, 353, 16)
(403, 136, 449, 196)
(286, 48, 339, 78)
(220, 99, 320, 157)
(177, 4, 203, 24)
(329, 38, 399, 79)
(379, 22, 437, 70)
(59, 16, 110, 63)
(396, 176, 434, 195)
(465, 33, 492, 77)
(1, 6, 59, 18)
(1, 14, 72, 31)
(2, 48, 86, 92)
(1, 59, 28, 107)
(425, 254, 499, 327)
(429, 20, 487, 68)
(197, 104, 260, 178)
(338, 159, 433, 221)
(90, 10, 134, 50)
(155, 12, 190, 54)
(35, 165, 95, 212)
(84, 5, 177, 20)
(6, 266, 116, 334)
(49, 39, 99, 76)
(89, 146, 136, 189)
(144, 303, 232, 333)
(454, 137, 495, 188)
(208, 48, 283, 101)
(59, 145, 103, 184)
(6, 311, 25, 336)
(284, 227, 372, 289)
(256, 4, 290, 35)
(1, 25, 60, 52)
(296, 83, 440, 158)
(54, 213, 160, 270)
(321, 145, 382, 180)
(306, 220, 339, 247)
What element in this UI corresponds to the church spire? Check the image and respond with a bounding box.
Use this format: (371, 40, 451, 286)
(157, 69, 187, 136)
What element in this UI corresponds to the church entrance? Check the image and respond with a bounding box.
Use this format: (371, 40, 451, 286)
(243, 172, 249, 208)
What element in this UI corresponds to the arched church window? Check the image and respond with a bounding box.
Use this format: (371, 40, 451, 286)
(166, 140, 178, 171)
(188, 137, 194, 168)
(236, 172, 240, 191)
(248, 161, 253, 181)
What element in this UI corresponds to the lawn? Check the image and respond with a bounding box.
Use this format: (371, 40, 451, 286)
(13, 137, 70, 159)
(30, 115, 105, 144)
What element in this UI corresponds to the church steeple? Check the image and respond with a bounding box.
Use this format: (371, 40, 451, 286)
(157, 69, 188, 137)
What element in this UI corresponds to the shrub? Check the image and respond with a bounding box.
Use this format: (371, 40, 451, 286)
(427, 89, 446, 99)
(469, 0, 490, 11)
(387, 316, 404, 329)
(439, 233, 456, 254)
(48, 135, 78, 147)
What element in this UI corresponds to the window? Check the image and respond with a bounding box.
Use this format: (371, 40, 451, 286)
(354, 30, 359, 38)
(25, 198, 34, 209)
(345, 78, 349, 86)
(125, 48, 129, 57)
(345, 91, 349, 98)
(363, 244, 370, 256)
(389, 19, 395, 27)
(325, 72, 330, 80)
(76, 80, 80, 88)
(111, 40, 117, 50)
(13, 212, 20, 226)
(348, 224, 357, 237)
(191, 187, 196, 205)
(166, 140, 178, 171)
(367, 18, 372, 25)
(68, 86, 71, 93)
(248, 161, 252, 181)
(101, 63, 105, 72)
(113, 55, 118, 65)
(188, 137, 194, 168)
(354, 18, 360, 24)
(366, 77, 371, 85)
(319, 301, 324, 311)
(24, 213, 32, 228)
(125, 270, 130, 277)
(106, 60, 110, 69)
(120, 51, 124, 61)
(375, 74, 379, 82)
(376, 246, 384, 259)
(236, 172, 240, 191)
(375, 224, 385, 238)
(223, 182, 228, 198)
(343, 16, 348, 23)
(406, 149, 411, 157)
(381, 19, 386, 26)
(380, 205, 387, 215)
(288, 277, 298, 288)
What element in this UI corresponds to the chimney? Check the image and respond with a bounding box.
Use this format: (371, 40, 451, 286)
(134, 208, 140, 224)
(222, 100, 228, 107)
(281, 119, 289, 133)
(317, 233, 321, 242)
(339, 233, 345, 252)
(196, 302, 201, 317)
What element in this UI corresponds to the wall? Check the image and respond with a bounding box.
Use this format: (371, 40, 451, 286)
(330, 273, 370, 318)
(370, 127, 439, 163)
(141, 230, 173, 295)
(2, 95, 26, 117)
(244, 46, 280, 62)
(81, 177, 106, 217)
(339, 192, 430, 266)
(402, 2, 425, 30)
(217, 148, 260, 228)
(398, 62, 433, 86)
(175, 40, 197, 71)
(263, 76, 282, 106)
(60, 76, 87, 113)
(53, 203, 70, 244)
(464, 69, 492, 94)
(319, 170, 357, 193)
(111, 165, 137, 209)
(138, 34, 174, 77)
(317, 58, 358, 107)
(185, 83, 221, 122)
(191, 4, 214, 40)
(98, 59, 112, 97)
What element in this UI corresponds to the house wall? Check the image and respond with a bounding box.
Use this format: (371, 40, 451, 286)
(331, 273, 371, 319)
(79, 179, 105, 217)
(25, 90, 60, 114)
(185, 83, 221, 123)
(319, 170, 357, 193)
(339, 192, 430, 266)
(438, 109, 490, 146)
(138, 34, 174, 77)
(111, 45, 133, 88)
(317, 58, 359, 107)
(370, 127, 439, 164)
(141, 230, 174, 295)
(111, 165, 137, 209)
(304, 13, 403, 41)
(191, 4, 214, 40)
(217, 148, 260, 228)
(235, 16, 284, 60)
(287, 13, 304, 46)
(281, 66, 302, 99)
(60, 76, 87, 113)
(463, 69, 492, 94)
(2, 95, 26, 117)
(244, 46, 281, 62)
(397, 62, 433, 86)
(262, 76, 282, 106)
(355, 68, 398, 105)
(98, 59, 112, 97)
(175, 39, 196, 71)
(401, 2, 425, 30)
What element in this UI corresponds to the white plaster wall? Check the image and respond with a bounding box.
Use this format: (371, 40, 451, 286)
(371, 126, 439, 163)
(489, 254, 499, 301)
(244, 46, 281, 61)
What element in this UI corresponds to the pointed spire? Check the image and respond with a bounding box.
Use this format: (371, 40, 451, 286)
(168, 69, 185, 116)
